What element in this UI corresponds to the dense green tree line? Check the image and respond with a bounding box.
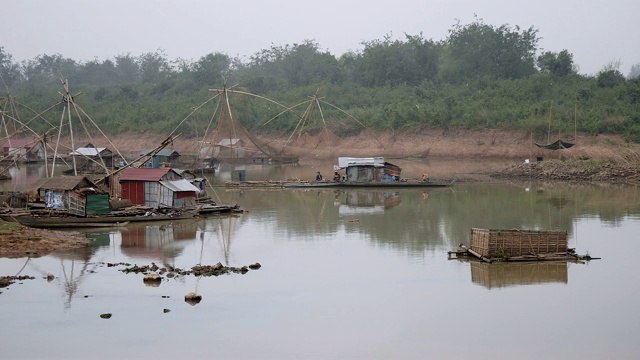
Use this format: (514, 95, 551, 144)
(1, 19, 639, 142)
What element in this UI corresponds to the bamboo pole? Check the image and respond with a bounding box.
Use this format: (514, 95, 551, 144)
(93, 133, 183, 185)
(459, 245, 492, 263)
(574, 102, 577, 142)
(548, 102, 552, 144)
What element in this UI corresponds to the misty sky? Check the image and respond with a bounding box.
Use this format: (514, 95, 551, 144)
(2, 0, 639, 76)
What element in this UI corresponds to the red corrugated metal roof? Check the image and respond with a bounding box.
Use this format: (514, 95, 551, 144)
(1, 138, 38, 148)
(119, 168, 172, 181)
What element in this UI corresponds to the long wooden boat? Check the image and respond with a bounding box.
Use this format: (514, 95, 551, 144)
(196, 204, 243, 215)
(283, 179, 456, 188)
(0, 212, 196, 229)
(224, 179, 454, 189)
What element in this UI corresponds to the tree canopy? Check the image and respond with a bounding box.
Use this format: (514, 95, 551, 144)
(1, 19, 639, 143)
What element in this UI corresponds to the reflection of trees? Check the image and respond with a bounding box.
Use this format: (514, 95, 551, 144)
(239, 182, 640, 258)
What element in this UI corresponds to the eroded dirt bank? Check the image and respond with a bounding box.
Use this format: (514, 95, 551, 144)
(85, 128, 640, 164)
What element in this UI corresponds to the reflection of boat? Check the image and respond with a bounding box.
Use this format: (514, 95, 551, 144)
(338, 190, 401, 215)
(0, 213, 195, 229)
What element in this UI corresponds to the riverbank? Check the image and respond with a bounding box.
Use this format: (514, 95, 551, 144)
(66, 128, 640, 163)
(492, 159, 640, 183)
(0, 221, 88, 258)
(2, 128, 640, 255)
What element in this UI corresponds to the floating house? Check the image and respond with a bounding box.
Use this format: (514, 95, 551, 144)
(69, 144, 115, 169)
(118, 168, 200, 209)
(138, 148, 180, 168)
(1, 137, 45, 162)
(213, 138, 245, 159)
(337, 157, 402, 183)
(174, 168, 206, 191)
(29, 175, 107, 216)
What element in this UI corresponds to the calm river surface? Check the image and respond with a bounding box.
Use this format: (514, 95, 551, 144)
(1, 162, 639, 360)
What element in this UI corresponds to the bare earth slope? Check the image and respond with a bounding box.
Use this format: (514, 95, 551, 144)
(80, 128, 640, 163)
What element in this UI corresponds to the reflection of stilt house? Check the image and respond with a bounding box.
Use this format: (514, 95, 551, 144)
(339, 191, 401, 215)
(30, 175, 108, 216)
(118, 168, 200, 209)
(338, 157, 402, 183)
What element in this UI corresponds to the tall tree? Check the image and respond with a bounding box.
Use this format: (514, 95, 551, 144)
(628, 63, 640, 79)
(352, 33, 441, 87)
(597, 69, 625, 88)
(192, 52, 231, 86)
(243, 40, 341, 87)
(0, 47, 22, 87)
(138, 50, 172, 83)
(115, 54, 140, 84)
(442, 17, 539, 82)
(537, 50, 575, 77)
(21, 54, 78, 83)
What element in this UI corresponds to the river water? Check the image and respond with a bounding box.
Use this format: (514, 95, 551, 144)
(1, 162, 639, 360)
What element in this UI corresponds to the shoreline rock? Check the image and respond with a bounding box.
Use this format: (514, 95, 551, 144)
(492, 159, 640, 183)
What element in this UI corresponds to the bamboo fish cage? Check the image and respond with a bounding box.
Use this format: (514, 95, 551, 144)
(470, 228, 568, 258)
(448, 228, 596, 263)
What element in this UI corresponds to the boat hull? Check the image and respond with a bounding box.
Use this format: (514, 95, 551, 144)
(224, 179, 455, 189)
(283, 180, 455, 188)
(0, 213, 196, 229)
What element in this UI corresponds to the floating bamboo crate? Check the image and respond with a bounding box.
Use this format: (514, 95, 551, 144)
(470, 228, 568, 258)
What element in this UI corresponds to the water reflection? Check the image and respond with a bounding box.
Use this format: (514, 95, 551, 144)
(35, 246, 101, 309)
(3, 172, 640, 358)
(74, 216, 246, 266)
(337, 190, 401, 215)
(458, 259, 570, 289)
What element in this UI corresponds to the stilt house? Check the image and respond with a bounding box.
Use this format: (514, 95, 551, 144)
(338, 157, 402, 183)
(30, 175, 107, 216)
(118, 168, 200, 209)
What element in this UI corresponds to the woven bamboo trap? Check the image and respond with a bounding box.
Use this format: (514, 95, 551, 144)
(448, 228, 596, 263)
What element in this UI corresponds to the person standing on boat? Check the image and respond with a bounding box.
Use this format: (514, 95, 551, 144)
(316, 171, 323, 181)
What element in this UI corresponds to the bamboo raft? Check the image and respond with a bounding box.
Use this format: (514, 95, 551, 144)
(448, 228, 598, 263)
